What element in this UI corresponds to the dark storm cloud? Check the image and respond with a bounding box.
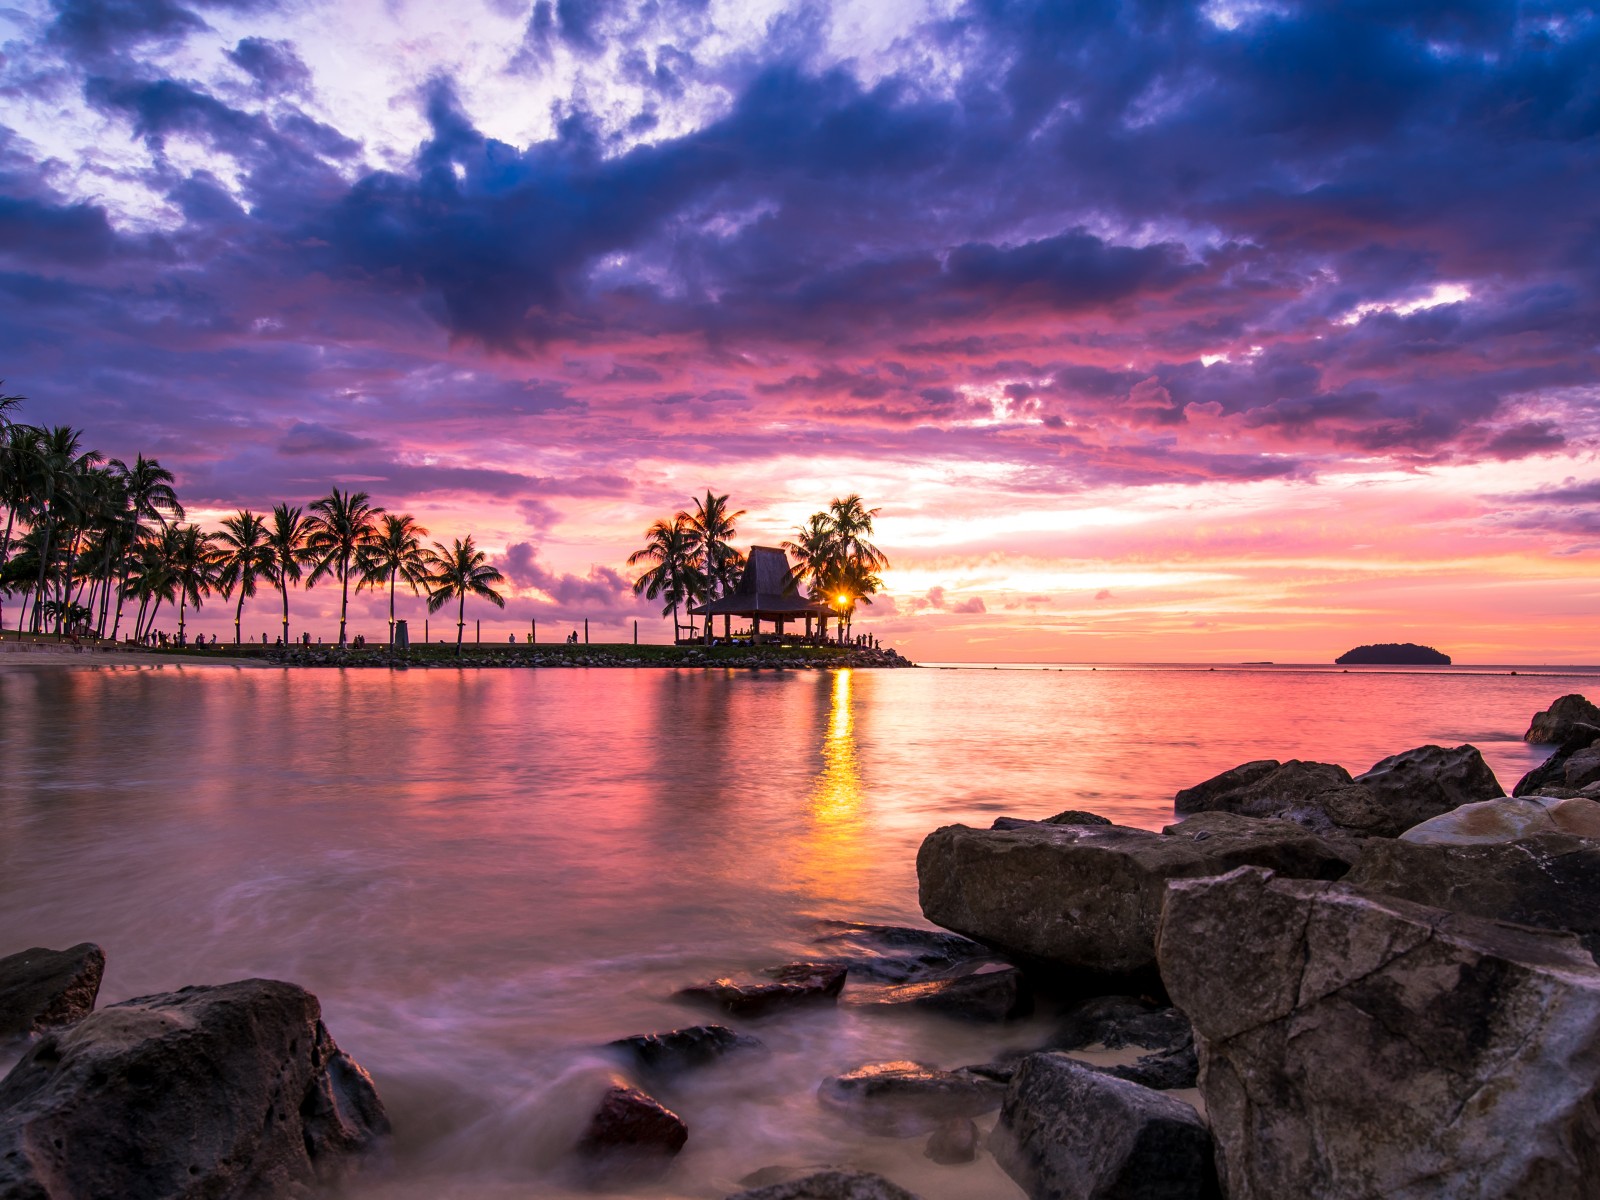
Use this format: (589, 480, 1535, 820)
(2, 0, 1598, 496)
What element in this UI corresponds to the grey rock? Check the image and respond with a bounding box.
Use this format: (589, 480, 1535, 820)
(1351, 744, 1504, 834)
(607, 1024, 762, 1075)
(1525, 693, 1600, 743)
(843, 963, 1029, 1023)
(1346, 833, 1600, 961)
(917, 820, 1350, 979)
(991, 1053, 1217, 1200)
(0, 944, 104, 1041)
(676, 963, 847, 1018)
(0, 978, 389, 1200)
(1566, 744, 1600, 790)
(1098, 1044, 1199, 1092)
(1173, 759, 1280, 814)
(727, 1169, 923, 1200)
(925, 1117, 980, 1164)
(1050, 995, 1192, 1053)
(817, 1061, 1005, 1136)
(1157, 867, 1600, 1200)
(1513, 724, 1600, 796)
(1045, 810, 1113, 826)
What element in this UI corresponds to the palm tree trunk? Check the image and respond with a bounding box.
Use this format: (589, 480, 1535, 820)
(178, 592, 187, 643)
(32, 507, 53, 638)
(234, 588, 245, 643)
(0, 503, 14, 565)
(456, 591, 465, 654)
(389, 568, 397, 644)
(280, 579, 291, 647)
(338, 555, 350, 645)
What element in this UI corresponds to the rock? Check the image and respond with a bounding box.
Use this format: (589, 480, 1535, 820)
(1345, 833, 1600, 961)
(1173, 759, 1281, 814)
(727, 1169, 923, 1200)
(817, 1061, 1005, 1136)
(1400, 794, 1600, 843)
(843, 964, 1029, 1023)
(1099, 1043, 1199, 1091)
(811, 922, 992, 983)
(1157, 867, 1600, 1200)
(925, 1117, 980, 1164)
(676, 963, 847, 1017)
(917, 820, 1351, 980)
(1044, 810, 1113, 826)
(1162, 811, 1364, 868)
(1350, 744, 1503, 833)
(1050, 995, 1192, 1053)
(0, 979, 389, 1199)
(1564, 744, 1600, 790)
(0, 944, 104, 1041)
(576, 1084, 688, 1159)
(608, 1024, 762, 1075)
(1525, 693, 1600, 743)
(991, 1053, 1217, 1200)
(1513, 725, 1600, 796)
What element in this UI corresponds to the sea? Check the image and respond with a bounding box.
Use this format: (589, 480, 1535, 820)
(1, 661, 1593, 1198)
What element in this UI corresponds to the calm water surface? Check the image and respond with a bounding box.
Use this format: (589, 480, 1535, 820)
(0, 662, 1590, 1197)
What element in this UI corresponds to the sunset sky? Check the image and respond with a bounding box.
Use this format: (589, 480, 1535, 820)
(2, 0, 1597, 661)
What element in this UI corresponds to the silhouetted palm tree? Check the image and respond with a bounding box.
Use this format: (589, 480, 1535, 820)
(425, 536, 505, 654)
(782, 512, 839, 598)
(357, 513, 431, 644)
(107, 455, 182, 640)
(216, 510, 275, 643)
(307, 488, 383, 645)
(127, 525, 181, 642)
(172, 525, 219, 643)
(266, 503, 316, 646)
(628, 514, 705, 640)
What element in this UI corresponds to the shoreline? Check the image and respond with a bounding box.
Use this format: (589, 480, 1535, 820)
(0, 638, 912, 670)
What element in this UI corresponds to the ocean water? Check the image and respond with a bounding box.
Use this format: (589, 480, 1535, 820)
(0, 661, 1590, 1197)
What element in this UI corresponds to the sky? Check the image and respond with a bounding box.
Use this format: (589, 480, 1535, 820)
(1, 0, 1597, 661)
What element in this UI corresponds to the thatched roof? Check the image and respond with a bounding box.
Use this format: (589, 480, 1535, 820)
(688, 546, 835, 618)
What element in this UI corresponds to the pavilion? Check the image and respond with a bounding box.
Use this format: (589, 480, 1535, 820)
(687, 546, 838, 643)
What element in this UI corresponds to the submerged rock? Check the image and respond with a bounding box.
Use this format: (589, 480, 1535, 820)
(1345, 833, 1600, 961)
(0, 944, 104, 1041)
(843, 963, 1029, 1023)
(727, 1169, 923, 1200)
(811, 922, 992, 984)
(607, 1024, 762, 1075)
(991, 1053, 1217, 1200)
(917, 820, 1350, 980)
(676, 963, 847, 1018)
(0, 978, 389, 1199)
(925, 1117, 980, 1164)
(1400, 794, 1600, 843)
(1158, 867, 1600, 1200)
(1525, 693, 1600, 743)
(1098, 1043, 1199, 1091)
(817, 1061, 1005, 1136)
(577, 1083, 688, 1160)
(1049, 995, 1192, 1053)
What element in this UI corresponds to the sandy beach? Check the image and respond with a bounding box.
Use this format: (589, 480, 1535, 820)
(0, 639, 269, 669)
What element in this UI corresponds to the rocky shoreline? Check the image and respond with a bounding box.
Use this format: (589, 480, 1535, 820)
(126, 641, 916, 670)
(5, 693, 1599, 1198)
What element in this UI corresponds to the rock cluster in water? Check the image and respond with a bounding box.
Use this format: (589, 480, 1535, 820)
(9, 693, 1600, 1199)
(196, 643, 915, 670)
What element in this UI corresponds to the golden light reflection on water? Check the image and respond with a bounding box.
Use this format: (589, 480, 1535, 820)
(792, 669, 873, 907)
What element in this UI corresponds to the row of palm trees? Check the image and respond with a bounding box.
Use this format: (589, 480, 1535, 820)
(629, 491, 888, 641)
(0, 391, 506, 651)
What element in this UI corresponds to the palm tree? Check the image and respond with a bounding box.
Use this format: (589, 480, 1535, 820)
(826, 494, 889, 573)
(425, 536, 505, 654)
(782, 512, 839, 597)
(215, 510, 275, 643)
(306, 488, 383, 645)
(171, 524, 219, 644)
(27, 427, 102, 636)
(628, 514, 705, 641)
(357, 513, 431, 644)
(106, 455, 183, 640)
(266, 503, 316, 646)
(685, 490, 746, 600)
(0, 423, 40, 569)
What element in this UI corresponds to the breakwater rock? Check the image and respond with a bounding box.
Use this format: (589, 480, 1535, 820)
(170, 642, 915, 670)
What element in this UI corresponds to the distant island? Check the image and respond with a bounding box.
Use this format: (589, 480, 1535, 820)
(1335, 643, 1451, 665)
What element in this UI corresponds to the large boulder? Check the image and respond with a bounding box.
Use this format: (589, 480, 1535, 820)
(1351, 744, 1503, 831)
(918, 820, 1351, 980)
(817, 1061, 1004, 1136)
(1515, 726, 1600, 797)
(0, 979, 389, 1199)
(1525, 693, 1600, 743)
(1157, 867, 1600, 1200)
(990, 1053, 1218, 1200)
(0, 944, 104, 1041)
(1173, 749, 1498, 838)
(1345, 833, 1600, 961)
(1400, 794, 1600, 844)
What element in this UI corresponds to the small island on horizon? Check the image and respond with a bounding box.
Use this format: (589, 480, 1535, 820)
(1335, 642, 1452, 665)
